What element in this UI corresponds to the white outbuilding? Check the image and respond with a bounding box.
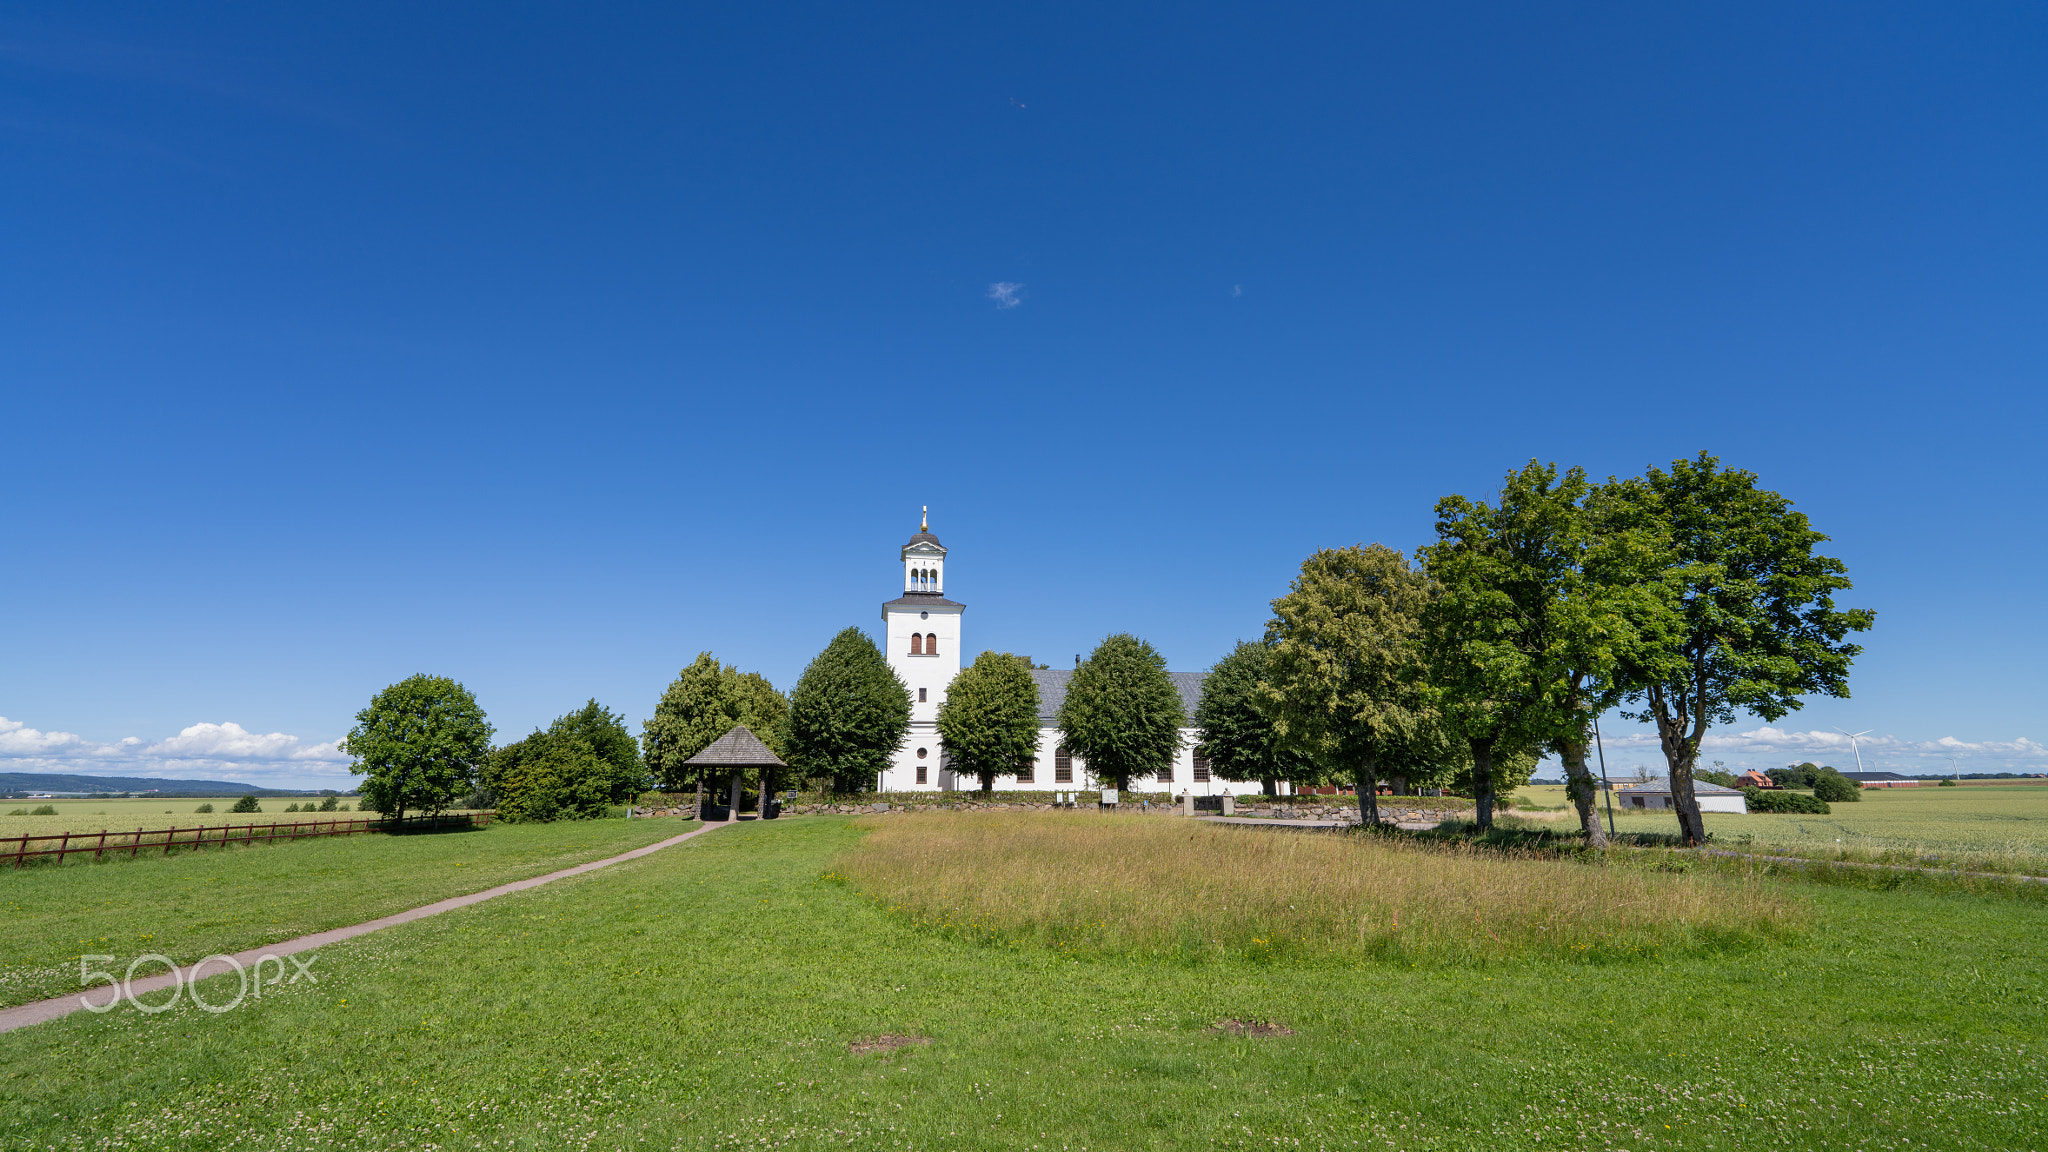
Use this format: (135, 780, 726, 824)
(1614, 778, 1749, 814)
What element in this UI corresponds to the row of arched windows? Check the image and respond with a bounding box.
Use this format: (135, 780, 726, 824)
(910, 567, 939, 590)
(909, 632, 940, 655)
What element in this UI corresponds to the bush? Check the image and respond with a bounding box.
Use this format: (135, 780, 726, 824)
(30, 804, 58, 816)
(1743, 787, 1829, 814)
(459, 786, 498, 811)
(1812, 773, 1861, 803)
(1938, 778, 1958, 787)
(317, 795, 340, 811)
(6, 808, 25, 816)
(194, 803, 215, 814)
(230, 795, 262, 813)
(284, 802, 302, 812)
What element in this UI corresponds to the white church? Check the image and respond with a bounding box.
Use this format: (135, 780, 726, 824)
(875, 515, 1260, 796)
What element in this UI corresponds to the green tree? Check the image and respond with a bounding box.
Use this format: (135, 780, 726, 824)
(1422, 461, 1666, 838)
(1057, 633, 1186, 792)
(344, 674, 495, 821)
(1194, 640, 1313, 795)
(486, 700, 647, 822)
(643, 654, 788, 792)
(1262, 544, 1435, 827)
(937, 652, 1042, 792)
(1605, 453, 1875, 845)
(784, 628, 912, 794)
(229, 795, 260, 814)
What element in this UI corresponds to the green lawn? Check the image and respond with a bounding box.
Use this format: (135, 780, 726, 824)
(0, 816, 697, 1009)
(2, 815, 2041, 1150)
(1519, 783, 2048, 869)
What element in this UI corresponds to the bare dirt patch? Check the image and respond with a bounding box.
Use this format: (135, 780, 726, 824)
(848, 1034, 930, 1055)
(1209, 1019, 1295, 1038)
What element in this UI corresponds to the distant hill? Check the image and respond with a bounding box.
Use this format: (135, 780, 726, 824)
(0, 772, 328, 797)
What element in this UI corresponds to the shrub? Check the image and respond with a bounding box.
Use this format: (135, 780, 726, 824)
(230, 795, 262, 813)
(30, 805, 58, 816)
(1938, 778, 1958, 787)
(1743, 787, 1829, 814)
(194, 803, 215, 814)
(317, 795, 340, 811)
(284, 802, 302, 812)
(1812, 773, 1861, 803)
(459, 786, 498, 811)
(6, 809, 25, 816)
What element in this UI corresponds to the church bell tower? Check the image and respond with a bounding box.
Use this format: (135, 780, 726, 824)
(882, 507, 964, 789)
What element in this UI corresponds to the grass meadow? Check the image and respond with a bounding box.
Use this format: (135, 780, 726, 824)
(1518, 783, 2048, 871)
(0, 817, 694, 1009)
(2, 813, 2043, 1151)
(833, 813, 1801, 964)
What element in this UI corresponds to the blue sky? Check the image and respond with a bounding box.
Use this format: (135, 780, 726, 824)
(4, 2, 2044, 787)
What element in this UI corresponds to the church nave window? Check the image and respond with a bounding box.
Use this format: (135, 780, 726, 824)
(1158, 763, 1173, 784)
(1054, 746, 1073, 783)
(1193, 754, 1211, 783)
(1015, 758, 1035, 784)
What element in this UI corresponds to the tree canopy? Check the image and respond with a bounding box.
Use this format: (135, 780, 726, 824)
(1193, 639, 1313, 793)
(1056, 633, 1185, 792)
(1605, 452, 1875, 845)
(344, 674, 495, 820)
(1262, 544, 1435, 825)
(784, 627, 913, 793)
(485, 700, 646, 822)
(937, 651, 1042, 792)
(1421, 461, 1662, 834)
(642, 653, 788, 791)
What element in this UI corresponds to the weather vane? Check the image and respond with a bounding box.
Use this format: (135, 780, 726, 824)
(921, 505, 928, 532)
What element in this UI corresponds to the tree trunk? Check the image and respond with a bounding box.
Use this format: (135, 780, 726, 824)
(694, 777, 704, 822)
(759, 768, 773, 820)
(1470, 737, 1497, 831)
(727, 772, 741, 822)
(979, 771, 994, 793)
(1554, 736, 1607, 847)
(1390, 774, 1408, 796)
(1648, 687, 1709, 846)
(1261, 777, 1277, 796)
(1353, 756, 1380, 828)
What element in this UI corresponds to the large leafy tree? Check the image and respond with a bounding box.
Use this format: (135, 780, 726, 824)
(1422, 461, 1664, 837)
(784, 627, 913, 793)
(1262, 544, 1435, 827)
(1057, 633, 1185, 792)
(642, 653, 788, 792)
(485, 700, 646, 822)
(1604, 452, 1875, 846)
(937, 651, 1042, 792)
(344, 674, 495, 821)
(1194, 640, 1313, 795)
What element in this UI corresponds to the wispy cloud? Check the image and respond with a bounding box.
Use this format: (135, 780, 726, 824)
(986, 282, 1024, 310)
(0, 716, 351, 786)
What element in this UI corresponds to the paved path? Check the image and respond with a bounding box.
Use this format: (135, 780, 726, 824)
(0, 818, 731, 1036)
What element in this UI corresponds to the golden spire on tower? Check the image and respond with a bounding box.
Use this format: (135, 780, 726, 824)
(921, 505, 928, 532)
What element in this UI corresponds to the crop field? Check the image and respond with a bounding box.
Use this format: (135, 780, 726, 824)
(0, 797, 404, 839)
(0, 816, 695, 1009)
(2, 812, 2043, 1151)
(1518, 783, 2048, 870)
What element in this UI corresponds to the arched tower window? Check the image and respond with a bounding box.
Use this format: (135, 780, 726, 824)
(925, 632, 938, 655)
(910, 633, 923, 655)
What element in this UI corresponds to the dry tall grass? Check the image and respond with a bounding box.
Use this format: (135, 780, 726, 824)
(831, 812, 1804, 964)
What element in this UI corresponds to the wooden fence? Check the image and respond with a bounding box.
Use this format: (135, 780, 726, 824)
(8, 812, 493, 868)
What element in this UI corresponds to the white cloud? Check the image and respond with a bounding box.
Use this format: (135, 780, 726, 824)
(1554, 723, 2048, 775)
(0, 715, 353, 788)
(986, 281, 1023, 309)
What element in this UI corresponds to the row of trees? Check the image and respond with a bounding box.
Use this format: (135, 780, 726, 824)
(1196, 452, 1871, 844)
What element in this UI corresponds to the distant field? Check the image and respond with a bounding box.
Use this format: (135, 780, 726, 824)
(1519, 783, 2048, 868)
(0, 796, 492, 838)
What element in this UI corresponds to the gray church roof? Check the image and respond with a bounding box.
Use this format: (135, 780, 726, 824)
(683, 726, 786, 768)
(1028, 668, 1206, 724)
(882, 592, 966, 610)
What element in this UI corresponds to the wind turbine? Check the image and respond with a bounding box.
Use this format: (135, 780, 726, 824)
(1834, 728, 1873, 776)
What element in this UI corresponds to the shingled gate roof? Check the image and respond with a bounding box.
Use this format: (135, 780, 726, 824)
(683, 726, 787, 768)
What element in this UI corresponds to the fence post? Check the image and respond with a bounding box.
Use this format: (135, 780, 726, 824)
(58, 831, 70, 865)
(95, 828, 108, 862)
(164, 826, 175, 856)
(130, 827, 142, 859)
(13, 832, 25, 868)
